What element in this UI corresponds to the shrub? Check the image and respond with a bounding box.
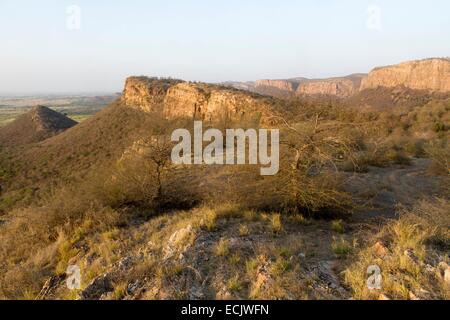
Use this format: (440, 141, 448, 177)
(331, 219, 345, 234)
(227, 274, 243, 292)
(215, 238, 230, 257)
(239, 224, 250, 237)
(424, 140, 449, 175)
(270, 214, 283, 234)
(331, 237, 353, 257)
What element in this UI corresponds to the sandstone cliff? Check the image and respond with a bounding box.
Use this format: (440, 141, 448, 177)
(296, 75, 365, 98)
(121, 77, 182, 112)
(360, 58, 450, 92)
(122, 77, 278, 124)
(237, 75, 365, 98)
(255, 79, 299, 92)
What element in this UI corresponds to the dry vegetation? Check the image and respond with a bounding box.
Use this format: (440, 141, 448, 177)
(345, 199, 450, 300)
(0, 88, 448, 300)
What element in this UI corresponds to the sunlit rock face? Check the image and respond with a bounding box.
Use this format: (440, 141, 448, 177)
(122, 77, 278, 125)
(296, 76, 364, 98)
(256, 79, 298, 92)
(360, 58, 450, 92)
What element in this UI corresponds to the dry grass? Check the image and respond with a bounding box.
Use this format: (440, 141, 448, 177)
(331, 219, 345, 234)
(331, 237, 353, 257)
(269, 214, 283, 234)
(344, 199, 450, 300)
(0, 92, 447, 300)
(215, 238, 230, 257)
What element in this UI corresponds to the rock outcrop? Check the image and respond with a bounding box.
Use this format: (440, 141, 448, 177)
(296, 75, 365, 98)
(122, 59, 450, 114)
(122, 77, 278, 124)
(121, 77, 181, 112)
(226, 58, 450, 99)
(360, 58, 450, 92)
(230, 75, 366, 98)
(255, 79, 299, 92)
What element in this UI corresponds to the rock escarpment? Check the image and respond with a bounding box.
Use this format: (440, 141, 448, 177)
(122, 77, 278, 124)
(122, 59, 450, 113)
(121, 77, 182, 112)
(231, 75, 366, 98)
(255, 79, 299, 92)
(360, 58, 450, 92)
(296, 75, 365, 98)
(226, 58, 450, 99)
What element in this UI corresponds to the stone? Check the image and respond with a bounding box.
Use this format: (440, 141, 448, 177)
(79, 273, 113, 300)
(36, 275, 66, 300)
(117, 256, 133, 271)
(163, 225, 196, 260)
(378, 293, 391, 300)
(409, 291, 420, 300)
(127, 280, 143, 295)
(373, 241, 389, 258)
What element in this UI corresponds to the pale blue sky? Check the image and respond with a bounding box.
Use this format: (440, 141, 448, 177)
(0, 0, 449, 94)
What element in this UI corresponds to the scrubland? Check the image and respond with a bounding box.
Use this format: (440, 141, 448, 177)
(0, 95, 448, 300)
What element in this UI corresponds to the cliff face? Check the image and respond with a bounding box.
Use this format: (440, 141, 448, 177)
(227, 58, 450, 99)
(251, 75, 365, 98)
(360, 59, 450, 92)
(122, 77, 278, 124)
(121, 77, 181, 112)
(296, 76, 364, 98)
(255, 79, 298, 92)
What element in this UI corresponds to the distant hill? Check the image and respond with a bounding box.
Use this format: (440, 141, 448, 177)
(0, 106, 77, 147)
(224, 74, 367, 98)
(224, 58, 450, 103)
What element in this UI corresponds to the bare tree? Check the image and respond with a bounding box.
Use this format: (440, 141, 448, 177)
(137, 135, 174, 202)
(269, 113, 360, 215)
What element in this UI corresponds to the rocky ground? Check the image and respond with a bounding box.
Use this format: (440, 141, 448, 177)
(35, 159, 448, 300)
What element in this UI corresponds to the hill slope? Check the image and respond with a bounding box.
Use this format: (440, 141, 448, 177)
(0, 106, 77, 147)
(0, 78, 289, 195)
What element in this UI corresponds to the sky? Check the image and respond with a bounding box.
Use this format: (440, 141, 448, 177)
(0, 0, 449, 94)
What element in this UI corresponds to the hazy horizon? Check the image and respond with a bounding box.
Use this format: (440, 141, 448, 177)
(1, 0, 450, 94)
